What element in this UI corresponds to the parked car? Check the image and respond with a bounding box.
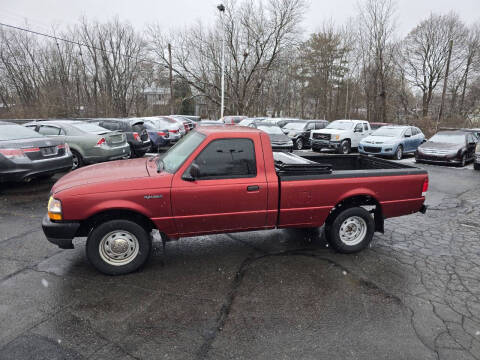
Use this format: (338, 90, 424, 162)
(359, 125, 425, 160)
(222, 115, 247, 125)
(475, 143, 480, 170)
(140, 119, 171, 151)
(415, 131, 477, 167)
(265, 118, 301, 128)
(181, 115, 201, 123)
(25, 120, 130, 170)
(283, 120, 329, 150)
(164, 116, 188, 136)
(42, 126, 428, 275)
(143, 117, 183, 144)
(310, 119, 372, 154)
(369, 122, 391, 130)
(249, 122, 293, 151)
(171, 115, 195, 131)
(199, 120, 225, 126)
(97, 119, 151, 158)
(0, 121, 72, 182)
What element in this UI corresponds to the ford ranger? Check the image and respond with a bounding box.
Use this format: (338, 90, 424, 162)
(42, 126, 428, 275)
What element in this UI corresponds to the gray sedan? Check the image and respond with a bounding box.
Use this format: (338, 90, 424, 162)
(25, 120, 130, 169)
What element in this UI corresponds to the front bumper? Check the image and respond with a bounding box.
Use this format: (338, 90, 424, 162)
(358, 145, 396, 156)
(311, 139, 341, 149)
(0, 154, 73, 183)
(42, 214, 80, 249)
(415, 152, 462, 164)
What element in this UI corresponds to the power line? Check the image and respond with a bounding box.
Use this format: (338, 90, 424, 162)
(0, 21, 166, 68)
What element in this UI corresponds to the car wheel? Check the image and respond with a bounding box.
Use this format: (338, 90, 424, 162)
(339, 140, 351, 154)
(326, 207, 375, 253)
(474, 162, 480, 170)
(394, 145, 403, 160)
(129, 144, 137, 158)
(459, 154, 466, 167)
(295, 138, 303, 150)
(86, 219, 152, 275)
(71, 150, 83, 170)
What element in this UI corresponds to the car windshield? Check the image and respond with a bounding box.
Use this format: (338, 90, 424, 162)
(326, 121, 353, 130)
(160, 131, 206, 173)
(73, 122, 109, 133)
(257, 125, 283, 134)
(429, 133, 466, 144)
(372, 127, 405, 137)
(283, 122, 306, 130)
(0, 124, 44, 140)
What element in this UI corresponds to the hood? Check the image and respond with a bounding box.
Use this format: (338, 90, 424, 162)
(419, 141, 463, 151)
(52, 158, 149, 194)
(269, 133, 292, 144)
(315, 129, 348, 136)
(361, 135, 398, 144)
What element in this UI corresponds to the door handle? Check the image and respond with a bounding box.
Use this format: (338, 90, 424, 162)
(247, 185, 260, 192)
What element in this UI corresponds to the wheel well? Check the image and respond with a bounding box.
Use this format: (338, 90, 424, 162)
(325, 195, 384, 233)
(76, 209, 157, 237)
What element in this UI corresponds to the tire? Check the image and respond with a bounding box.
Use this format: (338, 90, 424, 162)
(338, 140, 351, 154)
(295, 138, 303, 150)
(86, 219, 152, 275)
(474, 162, 480, 170)
(326, 207, 375, 254)
(129, 144, 137, 158)
(71, 150, 83, 170)
(394, 145, 403, 160)
(459, 154, 466, 167)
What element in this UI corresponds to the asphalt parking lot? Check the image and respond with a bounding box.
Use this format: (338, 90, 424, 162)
(0, 154, 479, 360)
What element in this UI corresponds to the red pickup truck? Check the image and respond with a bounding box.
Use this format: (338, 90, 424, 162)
(43, 126, 428, 275)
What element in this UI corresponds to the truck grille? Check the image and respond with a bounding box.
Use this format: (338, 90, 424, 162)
(313, 133, 330, 140)
(363, 146, 382, 153)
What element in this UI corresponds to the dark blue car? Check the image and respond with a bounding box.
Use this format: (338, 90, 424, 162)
(143, 121, 170, 151)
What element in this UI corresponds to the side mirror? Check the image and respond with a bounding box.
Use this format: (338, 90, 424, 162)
(183, 162, 201, 182)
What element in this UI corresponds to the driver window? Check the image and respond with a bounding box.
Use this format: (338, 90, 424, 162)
(306, 123, 315, 130)
(404, 128, 412, 137)
(192, 138, 257, 180)
(354, 124, 363, 132)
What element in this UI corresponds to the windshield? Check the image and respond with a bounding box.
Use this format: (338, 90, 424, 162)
(73, 122, 110, 133)
(0, 124, 45, 140)
(372, 127, 405, 137)
(160, 131, 206, 173)
(257, 125, 283, 134)
(283, 122, 306, 131)
(326, 121, 353, 130)
(429, 133, 466, 144)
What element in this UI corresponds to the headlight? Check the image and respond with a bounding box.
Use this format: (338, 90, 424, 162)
(48, 196, 63, 221)
(334, 135, 340, 140)
(288, 140, 293, 146)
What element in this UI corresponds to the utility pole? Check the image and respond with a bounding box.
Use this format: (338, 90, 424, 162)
(437, 39, 453, 130)
(217, 4, 225, 119)
(168, 43, 174, 114)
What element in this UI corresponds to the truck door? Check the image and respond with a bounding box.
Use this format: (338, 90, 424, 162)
(352, 123, 365, 147)
(171, 137, 268, 236)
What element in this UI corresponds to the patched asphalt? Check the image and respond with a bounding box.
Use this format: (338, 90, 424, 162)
(0, 154, 479, 360)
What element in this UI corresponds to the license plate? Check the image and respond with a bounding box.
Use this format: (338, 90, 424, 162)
(41, 146, 58, 156)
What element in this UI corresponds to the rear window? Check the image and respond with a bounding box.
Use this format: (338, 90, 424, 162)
(73, 123, 110, 133)
(0, 124, 44, 141)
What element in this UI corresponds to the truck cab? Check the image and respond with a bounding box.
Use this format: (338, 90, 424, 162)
(310, 120, 371, 154)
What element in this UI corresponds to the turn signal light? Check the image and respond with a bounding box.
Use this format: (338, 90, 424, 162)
(133, 132, 140, 141)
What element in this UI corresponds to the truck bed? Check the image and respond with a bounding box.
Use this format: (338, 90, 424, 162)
(274, 152, 426, 180)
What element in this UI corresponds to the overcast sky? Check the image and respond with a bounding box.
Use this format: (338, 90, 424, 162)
(0, 0, 479, 37)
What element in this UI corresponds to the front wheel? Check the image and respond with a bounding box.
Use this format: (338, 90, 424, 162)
(394, 145, 403, 160)
(326, 207, 375, 253)
(295, 138, 303, 150)
(86, 220, 152, 275)
(339, 140, 351, 154)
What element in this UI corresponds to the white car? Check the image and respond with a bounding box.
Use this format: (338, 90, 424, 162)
(310, 120, 372, 154)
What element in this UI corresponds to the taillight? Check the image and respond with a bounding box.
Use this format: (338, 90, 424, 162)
(22, 147, 40, 153)
(133, 132, 140, 141)
(57, 144, 65, 149)
(96, 138, 106, 147)
(169, 129, 178, 134)
(422, 177, 429, 197)
(0, 148, 27, 159)
(157, 132, 167, 136)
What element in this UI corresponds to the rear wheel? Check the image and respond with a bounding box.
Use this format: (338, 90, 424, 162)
(71, 150, 83, 170)
(326, 207, 375, 253)
(339, 140, 351, 154)
(86, 220, 152, 275)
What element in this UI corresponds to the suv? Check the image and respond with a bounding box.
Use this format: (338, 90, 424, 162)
(310, 120, 371, 154)
(283, 120, 329, 150)
(97, 119, 151, 158)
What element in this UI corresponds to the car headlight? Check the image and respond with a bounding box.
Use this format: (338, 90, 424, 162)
(288, 140, 293, 146)
(48, 196, 63, 221)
